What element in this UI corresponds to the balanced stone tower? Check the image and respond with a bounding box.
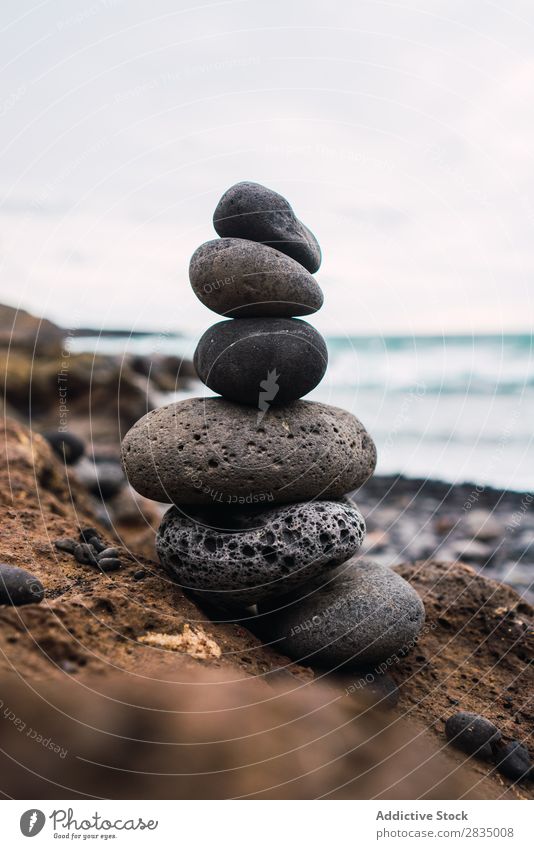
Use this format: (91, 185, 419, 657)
(122, 182, 424, 670)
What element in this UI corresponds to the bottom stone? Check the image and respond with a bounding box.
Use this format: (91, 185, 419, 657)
(257, 559, 425, 669)
(156, 500, 365, 605)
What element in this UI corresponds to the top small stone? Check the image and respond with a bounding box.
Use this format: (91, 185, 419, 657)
(213, 181, 322, 273)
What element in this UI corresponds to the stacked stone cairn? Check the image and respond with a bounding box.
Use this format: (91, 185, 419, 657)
(122, 181, 425, 670)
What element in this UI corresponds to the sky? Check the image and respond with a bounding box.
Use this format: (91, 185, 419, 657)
(1, 0, 533, 335)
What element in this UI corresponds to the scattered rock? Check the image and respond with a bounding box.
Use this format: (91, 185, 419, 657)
(133, 569, 147, 581)
(0, 303, 64, 355)
(445, 712, 501, 760)
(257, 559, 425, 669)
(79, 527, 100, 543)
(43, 431, 85, 464)
(156, 500, 366, 604)
(98, 558, 121, 573)
(0, 564, 44, 606)
(98, 548, 119, 559)
(493, 740, 532, 782)
(213, 180, 322, 272)
(121, 397, 376, 505)
(194, 317, 328, 405)
(464, 509, 504, 542)
(88, 536, 107, 553)
(138, 624, 222, 659)
(189, 238, 323, 318)
(54, 538, 77, 554)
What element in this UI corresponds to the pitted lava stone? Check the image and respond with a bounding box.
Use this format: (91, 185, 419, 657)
(194, 318, 328, 405)
(156, 500, 365, 604)
(257, 559, 425, 669)
(189, 238, 323, 318)
(213, 181, 322, 273)
(445, 712, 501, 760)
(121, 397, 377, 505)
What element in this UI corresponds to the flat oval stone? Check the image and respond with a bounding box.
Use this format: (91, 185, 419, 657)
(213, 181, 322, 272)
(189, 238, 323, 318)
(257, 560, 425, 669)
(0, 563, 44, 606)
(156, 500, 365, 605)
(194, 318, 328, 405)
(121, 398, 376, 505)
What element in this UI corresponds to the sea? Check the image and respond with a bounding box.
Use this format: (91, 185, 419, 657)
(71, 332, 534, 493)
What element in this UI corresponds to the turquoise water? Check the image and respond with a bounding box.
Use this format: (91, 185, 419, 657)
(71, 333, 534, 491)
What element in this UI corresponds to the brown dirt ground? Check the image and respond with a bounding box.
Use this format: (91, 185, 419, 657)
(0, 418, 532, 799)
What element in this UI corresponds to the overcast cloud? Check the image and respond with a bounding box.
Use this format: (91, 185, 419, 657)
(1, 0, 533, 334)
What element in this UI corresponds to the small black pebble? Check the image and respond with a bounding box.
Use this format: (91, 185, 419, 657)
(88, 536, 107, 552)
(448, 697, 460, 705)
(0, 563, 45, 606)
(74, 543, 99, 567)
(445, 711, 501, 760)
(98, 547, 119, 560)
(133, 569, 146, 581)
(54, 539, 77, 553)
(98, 557, 121, 572)
(79, 527, 100, 543)
(493, 740, 532, 782)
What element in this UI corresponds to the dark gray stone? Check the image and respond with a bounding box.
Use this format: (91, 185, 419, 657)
(54, 538, 77, 554)
(121, 397, 377, 505)
(213, 181, 321, 272)
(445, 712, 501, 760)
(493, 740, 531, 782)
(98, 558, 122, 572)
(257, 559, 425, 669)
(189, 238, 323, 318)
(194, 318, 328, 405)
(75, 458, 125, 499)
(0, 563, 44, 606)
(156, 500, 366, 605)
(43, 430, 85, 464)
(74, 543, 99, 567)
(88, 536, 107, 553)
